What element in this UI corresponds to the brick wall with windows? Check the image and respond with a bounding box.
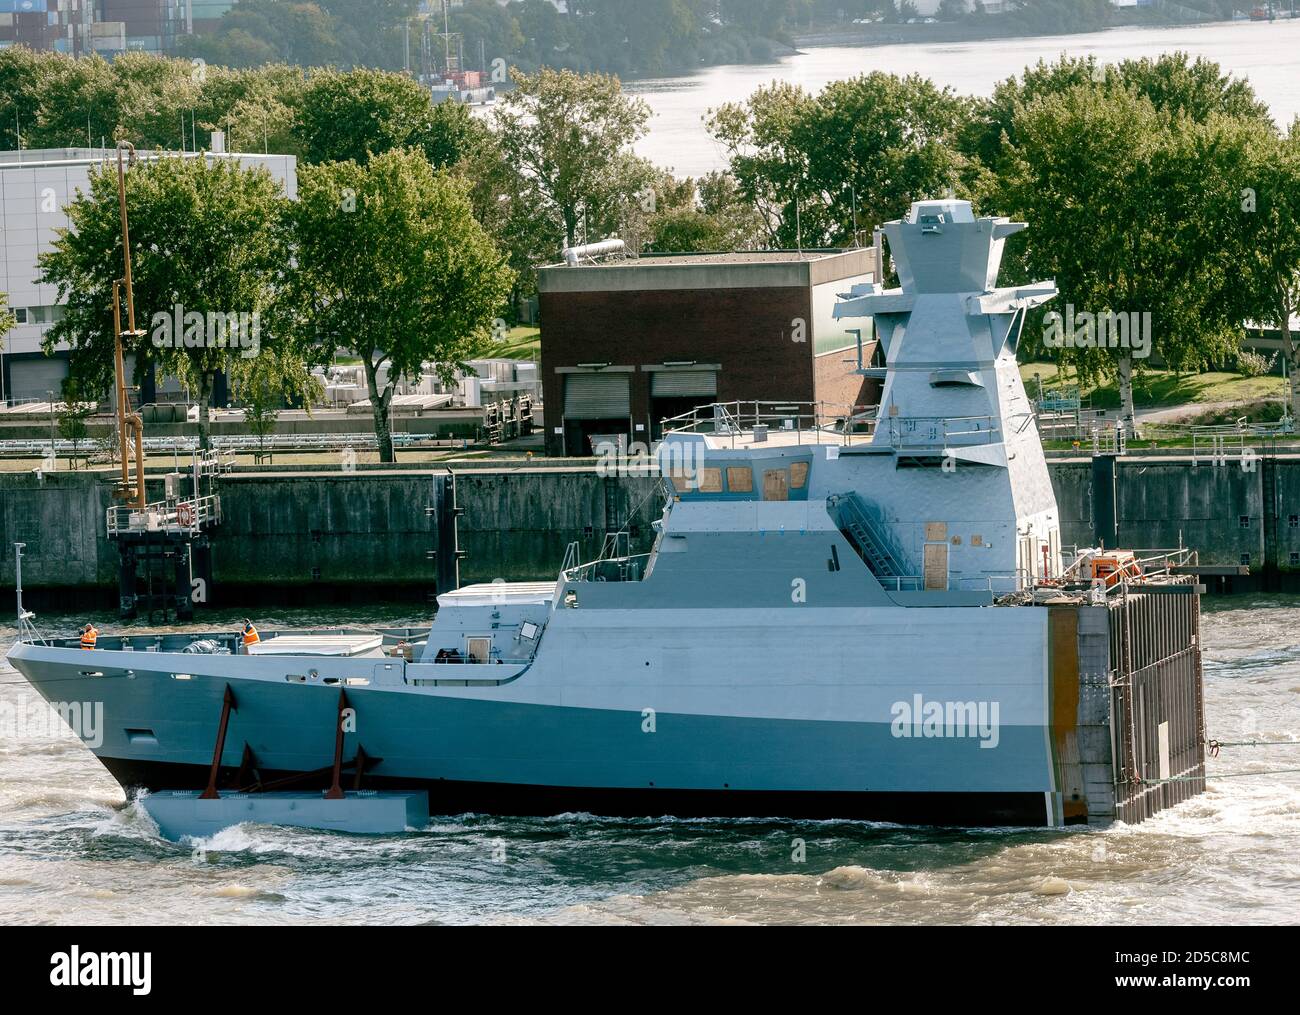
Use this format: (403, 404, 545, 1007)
(537, 250, 880, 457)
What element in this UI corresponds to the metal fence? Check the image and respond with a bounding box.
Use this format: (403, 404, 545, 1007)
(0, 431, 474, 456)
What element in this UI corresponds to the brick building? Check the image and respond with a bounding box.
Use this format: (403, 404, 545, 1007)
(537, 249, 881, 457)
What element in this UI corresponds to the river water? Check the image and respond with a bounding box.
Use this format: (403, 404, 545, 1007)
(624, 20, 1300, 177)
(1, 597, 1296, 926)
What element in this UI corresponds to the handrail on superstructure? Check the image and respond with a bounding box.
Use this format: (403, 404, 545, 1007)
(563, 552, 651, 584)
(827, 492, 910, 580)
(660, 400, 865, 447)
(881, 414, 1001, 448)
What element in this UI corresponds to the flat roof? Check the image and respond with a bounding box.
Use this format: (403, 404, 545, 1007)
(549, 249, 847, 268)
(538, 247, 877, 293)
(437, 582, 557, 607)
(0, 148, 292, 169)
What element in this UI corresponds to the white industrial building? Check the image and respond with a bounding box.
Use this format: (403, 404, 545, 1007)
(0, 145, 296, 404)
(910, 1, 1013, 13)
(321, 359, 540, 411)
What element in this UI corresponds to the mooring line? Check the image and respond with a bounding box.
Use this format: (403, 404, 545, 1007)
(1208, 738, 1300, 757)
(1209, 739, 1300, 749)
(1140, 767, 1300, 785)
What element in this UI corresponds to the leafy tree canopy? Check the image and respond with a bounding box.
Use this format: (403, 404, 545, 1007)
(293, 67, 486, 167)
(36, 154, 291, 446)
(282, 149, 514, 460)
(709, 72, 972, 247)
(493, 66, 653, 249)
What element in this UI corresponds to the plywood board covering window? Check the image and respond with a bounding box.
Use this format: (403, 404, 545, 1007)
(727, 466, 753, 493)
(925, 521, 947, 542)
(698, 467, 723, 493)
(763, 469, 789, 501)
(789, 461, 809, 490)
(666, 466, 699, 490)
(923, 543, 949, 591)
(467, 637, 491, 663)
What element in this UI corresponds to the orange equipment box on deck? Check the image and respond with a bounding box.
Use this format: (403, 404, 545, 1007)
(1091, 551, 1143, 587)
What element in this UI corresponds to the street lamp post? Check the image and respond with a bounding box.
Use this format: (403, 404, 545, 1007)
(114, 142, 146, 511)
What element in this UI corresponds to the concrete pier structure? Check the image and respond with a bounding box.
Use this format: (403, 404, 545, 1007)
(1, 454, 1296, 600)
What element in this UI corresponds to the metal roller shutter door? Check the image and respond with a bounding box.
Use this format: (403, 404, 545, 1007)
(563, 372, 630, 419)
(651, 370, 717, 398)
(7, 357, 69, 402)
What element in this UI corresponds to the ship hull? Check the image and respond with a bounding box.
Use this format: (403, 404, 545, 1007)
(7, 623, 1067, 828)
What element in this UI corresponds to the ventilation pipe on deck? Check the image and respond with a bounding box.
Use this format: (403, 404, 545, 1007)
(563, 238, 625, 266)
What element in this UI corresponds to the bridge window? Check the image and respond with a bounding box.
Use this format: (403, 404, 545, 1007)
(699, 467, 722, 493)
(790, 461, 809, 490)
(726, 466, 753, 493)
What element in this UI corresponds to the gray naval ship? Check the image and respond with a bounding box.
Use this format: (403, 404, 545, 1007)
(7, 200, 1208, 828)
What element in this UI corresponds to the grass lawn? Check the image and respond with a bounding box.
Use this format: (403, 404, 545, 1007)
(1019, 361, 1287, 410)
(490, 326, 540, 361)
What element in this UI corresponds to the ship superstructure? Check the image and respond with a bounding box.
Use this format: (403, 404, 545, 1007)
(7, 202, 1208, 828)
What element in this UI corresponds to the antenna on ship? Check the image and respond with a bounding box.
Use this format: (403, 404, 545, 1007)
(13, 542, 42, 644)
(14, 542, 24, 632)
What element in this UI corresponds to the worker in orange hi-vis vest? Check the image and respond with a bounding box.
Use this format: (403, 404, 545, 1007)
(241, 619, 260, 652)
(79, 624, 98, 650)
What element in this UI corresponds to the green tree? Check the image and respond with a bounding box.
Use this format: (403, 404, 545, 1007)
(1006, 0, 1112, 33)
(37, 155, 290, 450)
(232, 350, 324, 461)
(56, 377, 96, 469)
(293, 67, 485, 167)
(0, 45, 48, 150)
(463, 130, 566, 308)
(318, 0, 420, 70)
(718, 0, 800, 35)
(996, 86, 1258, 432)
(179, 0, 344, 68)
(1238, 123, 1300, 420)
(282, 149, 514, 462)
(4, 49, 304, 153)
(962, 52, 1273, 182)
(493, 66, 653, 249)
(645, 171, 767, 252)
(111, 51, 203, 150)
(23, 52, 119, 149)
(450, 0, 526, 75)
(709, 73, 970, 247)
(566, 0, 700, 77)
(195, 64, 308, 158)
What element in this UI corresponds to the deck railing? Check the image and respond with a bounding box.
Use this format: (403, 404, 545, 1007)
(660, 400, 865, 447)
(106, 493, 222, 538)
